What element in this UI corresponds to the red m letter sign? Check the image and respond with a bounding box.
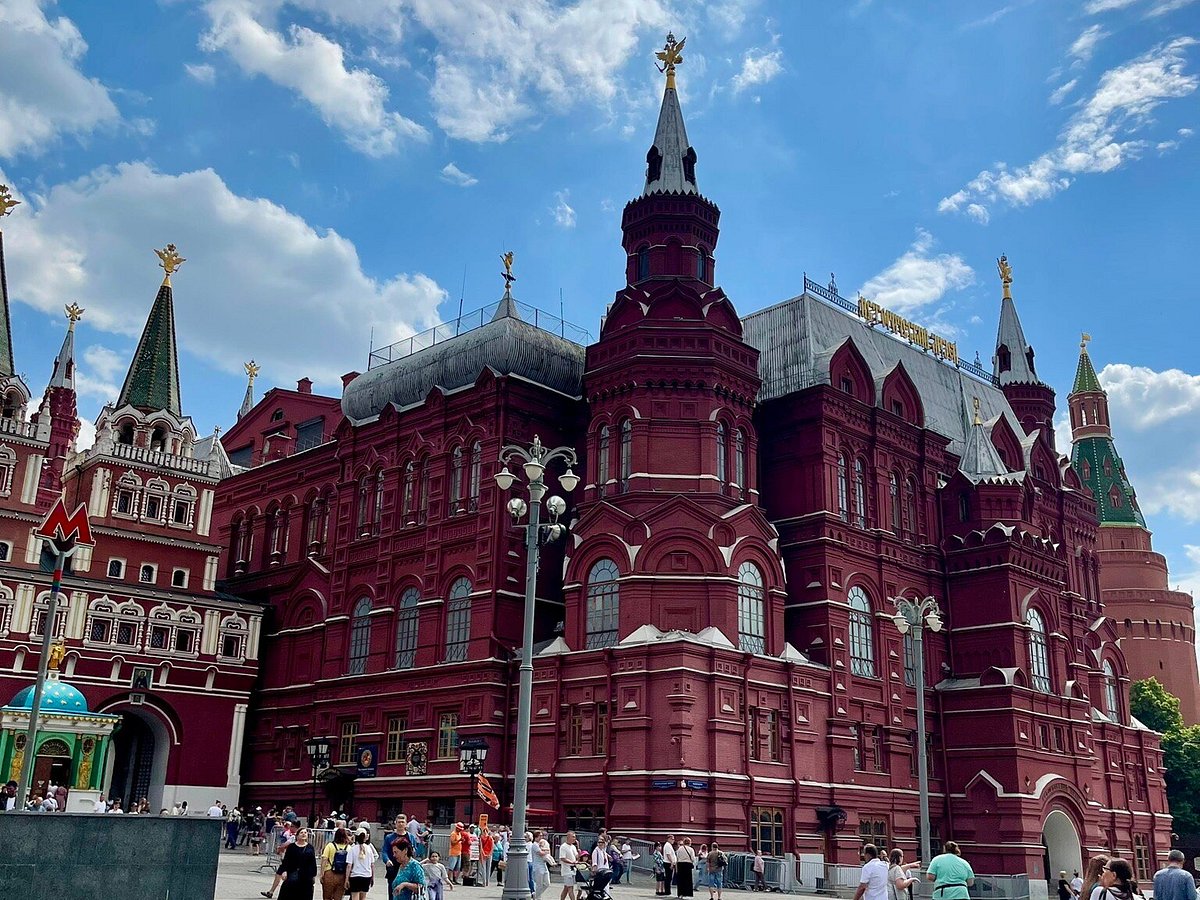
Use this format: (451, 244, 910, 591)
(34, 497, 95, 548)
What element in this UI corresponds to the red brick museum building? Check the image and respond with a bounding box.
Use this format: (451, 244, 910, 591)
(211, 57, 1186, 886)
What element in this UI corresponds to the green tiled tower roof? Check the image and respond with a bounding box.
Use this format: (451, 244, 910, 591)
(0, 230, 15, 379)
(1071, 437, 1145, 526)
(1072, 343, 1102, 393)
(117, 278, 181, 417)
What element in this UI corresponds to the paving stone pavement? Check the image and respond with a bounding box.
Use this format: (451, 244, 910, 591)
(212, 848, 817, 900)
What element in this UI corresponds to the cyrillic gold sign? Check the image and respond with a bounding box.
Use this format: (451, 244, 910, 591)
(857, 296, 958, 364)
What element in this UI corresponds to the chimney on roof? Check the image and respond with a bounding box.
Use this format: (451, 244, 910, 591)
(297, 377, 313, 394)
(341, 371, 360, 389)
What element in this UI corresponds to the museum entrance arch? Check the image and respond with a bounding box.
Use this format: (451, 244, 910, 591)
(109, 710, 170, 810)
(1042, 810, 1083, 887)
(32, 737, 72, 801)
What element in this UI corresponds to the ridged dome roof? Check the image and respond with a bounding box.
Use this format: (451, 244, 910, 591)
(343, 313, 586, 424)
(8, 677, 89, 713)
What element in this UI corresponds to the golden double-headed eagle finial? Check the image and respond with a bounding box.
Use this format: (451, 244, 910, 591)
(655, 33, 686, 90)
(64, 303, 85, 330)
(245, 359, 261, 383)
(1080, 332, 1091, 351)
(155, 243, 186, 284)
(0, 185, 19, 220)
(996, 254, 1013, 300)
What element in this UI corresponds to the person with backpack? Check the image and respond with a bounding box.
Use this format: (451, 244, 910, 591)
(320, 827, 351, 900)
(706, 842, 728, 900)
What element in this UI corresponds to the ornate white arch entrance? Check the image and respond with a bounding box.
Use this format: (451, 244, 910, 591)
(1042, 810, 1083, 888)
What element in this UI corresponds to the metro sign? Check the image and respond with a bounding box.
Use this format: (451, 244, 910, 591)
(34, 497, 95, 555)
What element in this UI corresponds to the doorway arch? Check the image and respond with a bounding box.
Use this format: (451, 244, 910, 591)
(1042, 810, 1083, 886)
(108, 710, 170, 810)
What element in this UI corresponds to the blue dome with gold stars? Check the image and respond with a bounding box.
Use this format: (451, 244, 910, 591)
(7, 678, 89, 713)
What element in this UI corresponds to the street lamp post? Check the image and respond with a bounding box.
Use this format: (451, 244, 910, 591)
(304, 737, 331, 828)
(460, 738, 489, 832)
(494, 436, 579, 900)
(891, 595, 943, 868)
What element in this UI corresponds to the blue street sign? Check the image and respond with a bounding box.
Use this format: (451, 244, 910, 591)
(651, 779, 676, 790)
(685, 780, 709, 791)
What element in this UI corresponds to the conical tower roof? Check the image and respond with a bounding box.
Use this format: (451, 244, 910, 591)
(991, 255, 1041, 386)
(643, 33, 698, 197)
(238, 360, 259, 420)
(959, 397, 1011, 482)
(48, 304, 83, 390)
(0, 184, 22, 379)
(1072, 340, 1102, 394)
(117, 245, 184, 417)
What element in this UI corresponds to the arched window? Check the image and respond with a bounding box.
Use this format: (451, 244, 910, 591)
(395, 588, 420, 669)
(619, 420, 632, 492)
(170, 485, 196, 527)
(586, 559, 620, 649)
(356, 475, 371, 534)
(450, 446, 465, 513)
(1103, 660, 1120, 722)
(854, 458, 867, 527)
(637, 246, 650, 281)
(716, 422, 727, 490)
(219, 614, 248, 660)
(444, 577, 472, 662)
(86, 600, 117, 644)
(348, 597, 372, 675)
(837, 453, 849, 522)
(0, 446, 15, 496)
(737, 562, 766, 654)
(889, 473, 900, 532)
(696, 248, 707, 281)
(468, 441, 482, 510)
(113, 472, 142, 518)
(374, 470, 386, 527)
(848, 586, 875, 677)
(905, 476, 918, 536)
(734, 428, 747, 496)
(402, 462, 417, 522)
(306, 493, 328, 552)
(1026, 607, 1051, 692)
(597, 425, 610, 498)
(269, 507, 287, 561)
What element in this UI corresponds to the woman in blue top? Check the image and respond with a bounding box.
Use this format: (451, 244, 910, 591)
(392, 839, 427, 900)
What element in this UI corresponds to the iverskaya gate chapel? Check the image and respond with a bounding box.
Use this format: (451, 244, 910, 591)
(0, 32, 1195, 891)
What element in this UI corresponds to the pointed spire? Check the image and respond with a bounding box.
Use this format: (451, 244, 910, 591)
(0, 184, 21, 379)
(991, 254, 1041, 385)
(492, 250, 521, 321)
(48, 304, 83, 390)
(644, 33, 698, 197)
(1072, 332, 1101, 393)
(238, 359, 259, 419)
(117, 245, 183, 416)
(959, 396, 1009, 482)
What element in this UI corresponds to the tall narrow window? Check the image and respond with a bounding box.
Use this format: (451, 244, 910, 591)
(437, 712, 459, 759)
(348, 597, 372, 675)
(1103, 661, 1120, 722)
(357, 476, 371, 534)
(444, 577, 472, 662)
(619, 420, 632, 492)
(419, 461, 430, 520)
(1026, 607, 1051, 692)
(854, 458, 866, 527)
(848, 586, 875, 677)
(468, 441, 482, 510)
(586, 559, 620, 649)
(339, 719, 360, 765)
(450, 447, 464, 513)
(374, 470, 385, 529)
(737, 561, 766, 654)
(905, 477, 918, 536)
(402, 462, 416, 522)
(395, 588, 420, 669)
(889, 473, 901, 532)
(734, 428, 746, 496)
(837, 454, 849, 522)
(597, 425, 610, 498)
(903, 631, 916, 686)
(637, 246, 649, 281)
(696, 248, 706, 280)
(716, 422, 727, 490)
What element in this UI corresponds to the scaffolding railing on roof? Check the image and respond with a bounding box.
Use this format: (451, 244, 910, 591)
(367, 299, 591, 370)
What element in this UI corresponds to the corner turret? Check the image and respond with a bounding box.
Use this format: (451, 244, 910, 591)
(30, 304, 82, 508)
(991, 255, 1057, 452)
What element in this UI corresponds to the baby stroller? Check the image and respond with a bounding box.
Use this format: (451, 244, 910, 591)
(575, 854, 613, 900)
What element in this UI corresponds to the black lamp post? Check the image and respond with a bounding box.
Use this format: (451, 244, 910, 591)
(459, 738, 489, 832)
(304, 736, 332, 827)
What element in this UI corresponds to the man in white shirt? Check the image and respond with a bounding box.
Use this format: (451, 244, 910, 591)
(663, 835, 678, 896)
(1070, 872, 1084, 898)
(207, 801, 225, 818)
(559, 831, 580, 900)
(853, 845, 889, 900)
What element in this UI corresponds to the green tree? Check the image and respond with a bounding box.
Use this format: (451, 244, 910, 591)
(1161, 725, 1200, 834)
(1130, 677, 1184, 733)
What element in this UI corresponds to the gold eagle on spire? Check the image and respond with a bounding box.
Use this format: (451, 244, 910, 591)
(655, 33, 685, 88)
(0, 185, 19, 218)
(155, 243, 186, 278)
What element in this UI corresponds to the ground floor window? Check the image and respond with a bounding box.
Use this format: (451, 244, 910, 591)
(566, 806, 606, 835)
(432, 798, 455, 828)
(859, 817, 889, 854)
(751, 806, 786, 857)
(1133, 834, 1150, 880)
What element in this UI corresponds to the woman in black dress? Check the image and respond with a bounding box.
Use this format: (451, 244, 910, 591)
(263, 827, 319, 900)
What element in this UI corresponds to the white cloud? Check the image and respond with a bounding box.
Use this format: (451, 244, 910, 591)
(1049, 78, 1079, 105)
(1148, 0, 1199, 15)
(940, 38, 1198, 221)
(1084, 0, 1138, 11)
(731, 48, 784, 95)
(858, 228, 975, 315)
(200, 0, 427, 156)
(74, 344, 123, 403)
(439, 162, 478, 187)
(1069, 25, 1106, 65)
(75, 417, 96, 452)
(185, 62, 217, 84)
(552, 190, 576, 228)
(708, 0, 757, 33)
(965, 203, 990, 224)
(0, 163, 447, 389)
(0, 0, 120, 158)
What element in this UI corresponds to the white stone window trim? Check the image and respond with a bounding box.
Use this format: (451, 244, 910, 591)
(138, 563, 158, 585)
(106, 557, 127, 579)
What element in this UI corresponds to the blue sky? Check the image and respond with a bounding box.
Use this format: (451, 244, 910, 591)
(1, 0, 1198, 605)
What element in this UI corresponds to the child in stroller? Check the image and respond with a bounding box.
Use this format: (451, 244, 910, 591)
(575, 850, 614, 900)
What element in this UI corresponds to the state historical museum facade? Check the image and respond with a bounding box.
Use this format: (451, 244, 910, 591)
(216, 58, 1177, 884)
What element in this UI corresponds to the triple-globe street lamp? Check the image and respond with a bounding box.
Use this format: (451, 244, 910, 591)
(494, 436, 579, 900)
(460, 738, 489, 833)
(890, 595, 944, 868)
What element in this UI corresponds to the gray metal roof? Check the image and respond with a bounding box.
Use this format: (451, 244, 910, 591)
(742, 290, 1022, 456)
(341, 306, 586, 424)
(643, 86, 697, 196)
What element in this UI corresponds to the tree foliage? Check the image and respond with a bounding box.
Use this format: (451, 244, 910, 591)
(1132, 678, 1199, 833)
(1130, 677, 1183, 733)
